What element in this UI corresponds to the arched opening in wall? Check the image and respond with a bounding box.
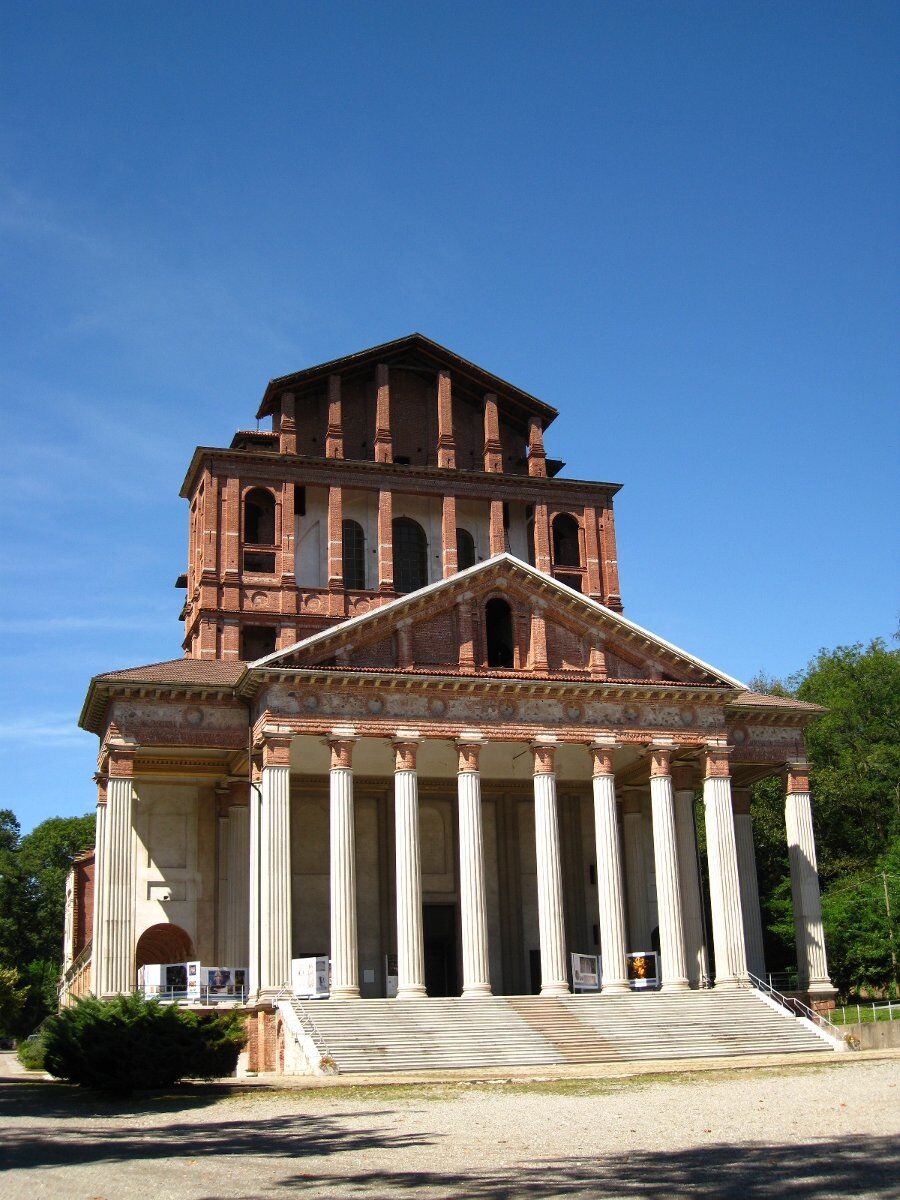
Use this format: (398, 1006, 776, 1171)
(135, 923, 195, 969)
(393, 517, 428, 593)
(241, 624, 277, 661)
(244, 488, 276, 545)
(342, 519, 366, 589)
(485, 597, 514, 668)
(456, 527, 476, 571)
(552, 513, 581, 567)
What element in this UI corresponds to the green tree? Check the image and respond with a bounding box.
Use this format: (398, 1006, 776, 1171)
(0, 966, 27, 1035)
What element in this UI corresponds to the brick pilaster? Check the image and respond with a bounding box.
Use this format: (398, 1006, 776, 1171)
(326, 375, 344, 459)
(527, 416, 547, 477)
(489, 499, 505, 555)
(441, 493, 458, 578)
(377, 488, 393, 591)
(374, 364, 392, 463)
(278, 392, 297, 454)
(483, 393, 503, 472)
(437, 370, 455, 469)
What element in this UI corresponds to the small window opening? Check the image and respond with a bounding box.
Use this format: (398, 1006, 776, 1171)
(294, 487, 306, 516)
(485, 597, 514, 669)
(241, 625, 277, 661)
(456, 527, 476, 571)
(393, 517, 428, 593)
(552, 513, 581, 567)
(244, 488, 275, 544)
(342, 519, 366, 590)
(243, 550, 276, 574)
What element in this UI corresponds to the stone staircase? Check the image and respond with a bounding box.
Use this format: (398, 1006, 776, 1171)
(287, 988, 837, 1074)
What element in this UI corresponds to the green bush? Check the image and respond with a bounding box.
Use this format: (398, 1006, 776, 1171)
(16, 1029, 46, 1071)
(42, 993, 246, 1092)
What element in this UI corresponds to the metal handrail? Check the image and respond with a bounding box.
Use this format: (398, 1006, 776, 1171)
(282, 992, 334, 1063)
(745, 971, 841, 1035)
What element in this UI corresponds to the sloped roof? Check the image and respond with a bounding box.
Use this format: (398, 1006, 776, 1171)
(92, 659, 245, 686)
(252, 553, 748, 690)
(256, 333, 559, 425)
(729, 691, 824, 713)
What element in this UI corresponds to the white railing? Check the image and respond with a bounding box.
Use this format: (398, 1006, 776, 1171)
(153, 987, 248, 1005)
(746, 971, 844, 1037)
(837, 1000, 898, 1025)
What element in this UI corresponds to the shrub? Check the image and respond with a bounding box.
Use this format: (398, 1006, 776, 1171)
(17, 1029, 46, 1071)
(42, 993, 246, 1092)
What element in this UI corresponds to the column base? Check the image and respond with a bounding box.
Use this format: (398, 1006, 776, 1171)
(712, 976, 744, 990)
(330, 986, 361, 1000)
(661, 981, 690, 992)
(540, 982, 570, 996)
(462, 983, 493, 997)
(396, 985, 428, 1000)
(600, 981, 630, 994)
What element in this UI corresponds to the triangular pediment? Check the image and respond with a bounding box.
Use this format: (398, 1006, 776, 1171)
(251, 555, 746, 691)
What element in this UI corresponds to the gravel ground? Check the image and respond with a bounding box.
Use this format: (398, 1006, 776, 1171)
(1, 1054, 898, 1199)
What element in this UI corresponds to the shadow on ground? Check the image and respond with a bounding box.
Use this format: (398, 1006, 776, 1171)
(274, 1137, 899, 1198)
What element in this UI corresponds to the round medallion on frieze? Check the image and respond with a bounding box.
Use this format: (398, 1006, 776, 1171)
(250, 590, 268, 609)
(183, 706, 204, 726)
(622, 707, 639, 724)
(305, 595, 323, 613)
(428, 698, 447, 717)
(731, 726, 747, 744)
(367, 697, 384, 714)
(565, 703, 583, 721)
(499, 700, 518, 720)
(680, 708, 695, 726)
(303, 695, 319, 712)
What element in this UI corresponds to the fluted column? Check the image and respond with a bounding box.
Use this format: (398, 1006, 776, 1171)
(456, 738, 492, 996)
(703, 744, 747, 987)
(257, 733, 292, 998)
(225, 799, 250, 968)
(732, 788, 766, 980)
(531, 741, 569, 994)
(672, 763, 709, 988)
(649, 745, 689, 990)
(94, 738, 137, 997)
(785, 761, 834, 994)
(394, 738, 426, 998)
(589, 741, 628, 992)
(621, 788, 652, 950)
(328, 734, 360, 998)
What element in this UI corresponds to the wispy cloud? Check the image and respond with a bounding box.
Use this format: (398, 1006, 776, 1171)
(0, 614, 170, 633)
(0, 715, 88, 744)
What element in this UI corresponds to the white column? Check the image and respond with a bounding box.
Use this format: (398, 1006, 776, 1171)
(532, 741, 569, 995)
(456, 739, 492, 996)
(90, 776, 108, 993)
(590, 742, 629, 992)
(649, 745, 689, 991)
(672, 764, 709, 988)
(225, 802, 250, 969)
(94, 740, 137, 997)
(328, 734, 360, 998)
(703, 744, 748, 987)
(732, 789, 766, 980)
(258, 735, 292, 997)
(785, 761, 834, 994)
(248, 765, 262, 998)
(621, 789, 652, 950)
(394, 738, 426, 999)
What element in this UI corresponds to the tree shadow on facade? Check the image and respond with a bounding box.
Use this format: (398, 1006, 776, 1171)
(276, 1136, 898, 1199)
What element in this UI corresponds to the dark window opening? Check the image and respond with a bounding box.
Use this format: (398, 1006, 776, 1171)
(241, 625, 277, 661)
(394, 455, 411, 466)
(244, 488, 275, 544)
(456, 527, 476, 571)
(342, 519, 366, 590)
(393, 517, 428, 593)
(485, 597, 514, 668)
(243, 550, 276, 574)
(552, 513, 581, 567)
(294, 487, 306, 516)
(556, 572, 582, 593)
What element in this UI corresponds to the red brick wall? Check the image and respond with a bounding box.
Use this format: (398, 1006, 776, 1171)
(412, 610, 457, 666)
(546, 621, 588, 672)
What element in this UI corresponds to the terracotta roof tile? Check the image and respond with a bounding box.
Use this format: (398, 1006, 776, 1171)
(730, 690, 823, 712)
(94, 659, 245, 686)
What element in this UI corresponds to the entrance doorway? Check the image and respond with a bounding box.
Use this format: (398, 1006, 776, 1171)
(423, 903, 459, 996)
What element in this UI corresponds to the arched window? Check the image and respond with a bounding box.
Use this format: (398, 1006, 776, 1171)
(485, 597, 514, 668)
(342, 519, 366, 590)
(392, 517, 428, 593)
(456, 527, 476, 571)
(552, 513, 581, 567)
(244, 488, 275, 545)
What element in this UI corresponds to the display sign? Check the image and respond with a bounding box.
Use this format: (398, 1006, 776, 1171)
(138, 963, 189, 997)
(292, 956, 330, 998)
(571, 953, 600, 991)
(138, 963, 246, 1000)
(626, 951, 660, 990)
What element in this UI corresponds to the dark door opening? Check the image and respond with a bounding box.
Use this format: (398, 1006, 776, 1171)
(423, 903, 459, 997)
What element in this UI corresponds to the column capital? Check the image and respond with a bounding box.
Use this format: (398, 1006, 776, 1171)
(392, 737, 421, 771)
(786, 760, 811, 793)
(105, 737, 138, 779)
(456, 738, 485, 773)
(648, 742, 674, 777)
(703, 742, 732, 779)
(588, 740, 620, 777)
(326, 733, 358, 769)
(671, 761, 698, 791)
(259, 730, 292, 768)
(530, 740, 557, 775)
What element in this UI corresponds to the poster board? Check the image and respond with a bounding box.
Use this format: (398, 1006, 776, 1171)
(626, 951, 659, 990)
(292, 956, 330, 998)
(571, 953, 600, 991)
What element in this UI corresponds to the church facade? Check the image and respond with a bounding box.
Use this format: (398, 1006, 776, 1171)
(70, 334, 836, 1050)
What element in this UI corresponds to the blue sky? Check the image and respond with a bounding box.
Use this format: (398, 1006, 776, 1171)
(1, 2, 897, 832)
